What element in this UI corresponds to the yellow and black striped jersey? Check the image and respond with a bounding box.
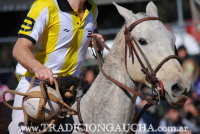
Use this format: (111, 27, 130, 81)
(16, 0, 98, 78)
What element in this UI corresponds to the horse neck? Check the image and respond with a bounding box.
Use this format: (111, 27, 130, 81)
(77, 27, 137, 125)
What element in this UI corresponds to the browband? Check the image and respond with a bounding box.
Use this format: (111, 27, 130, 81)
(124, 17, 159, 35)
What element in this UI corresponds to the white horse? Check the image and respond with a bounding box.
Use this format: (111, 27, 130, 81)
(71, 2, 191, 134)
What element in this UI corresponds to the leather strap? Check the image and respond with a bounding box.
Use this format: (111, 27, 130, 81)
(124, 17, 159, 35)
(154, 55, 179, 73)
(77, 97, 90, 134)
(94, 36, 111, 52)
(93, 36, 158, 105)
(127, 103, 153, 134)
(37, 82, 48, 120)
(3, 90, 27, 110)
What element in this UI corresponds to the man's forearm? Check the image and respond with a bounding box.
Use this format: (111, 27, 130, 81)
(12, 38, 43, 73)
(13, 38, 54, 83)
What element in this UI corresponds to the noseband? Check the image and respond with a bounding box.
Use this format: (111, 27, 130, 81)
(124, 17, 179, 99)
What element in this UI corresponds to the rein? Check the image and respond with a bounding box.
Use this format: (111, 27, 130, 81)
(93, 36, 157, 105)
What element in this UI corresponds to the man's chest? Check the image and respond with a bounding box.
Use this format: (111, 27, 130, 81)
(52, 12, 95, 41)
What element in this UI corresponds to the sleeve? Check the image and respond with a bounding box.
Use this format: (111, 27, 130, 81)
(18, 1, 49, 44)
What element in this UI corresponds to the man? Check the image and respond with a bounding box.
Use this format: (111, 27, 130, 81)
(9, 0, 103, 133)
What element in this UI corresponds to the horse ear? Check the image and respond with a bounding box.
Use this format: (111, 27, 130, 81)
(113, 2, 135, 22)
(146, 1, 158, 17)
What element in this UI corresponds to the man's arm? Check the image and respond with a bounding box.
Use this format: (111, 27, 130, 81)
(13, 38, 54, 84)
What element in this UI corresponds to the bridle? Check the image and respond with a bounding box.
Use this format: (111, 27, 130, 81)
(91, 17, 180, 133)
(124, 17, 179, 100)
(93, 16, 179, 103)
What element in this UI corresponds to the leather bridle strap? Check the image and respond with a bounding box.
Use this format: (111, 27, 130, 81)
(124, 17, 159, 85)
(154, 55, 179, 73)
(93, 37, 111, 52)
(124, 17, 159, 35)
(124, 17, 180, 134)
(124, 17, 180, 97)
(92, 36, 158, 105)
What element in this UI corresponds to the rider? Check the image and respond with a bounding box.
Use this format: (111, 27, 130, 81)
(9, 0, 104, 133)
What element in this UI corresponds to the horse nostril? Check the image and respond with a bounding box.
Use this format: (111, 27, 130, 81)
(184, 84, 192, 95)
(171, 83, 184, 96)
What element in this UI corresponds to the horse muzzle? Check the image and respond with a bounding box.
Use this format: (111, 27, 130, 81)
(164, 82, 191, 106)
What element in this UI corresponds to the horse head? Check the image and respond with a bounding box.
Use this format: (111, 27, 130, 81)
(114, 2, 191, 106)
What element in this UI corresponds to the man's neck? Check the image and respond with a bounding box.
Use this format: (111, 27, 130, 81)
(67, 0, 86, 13)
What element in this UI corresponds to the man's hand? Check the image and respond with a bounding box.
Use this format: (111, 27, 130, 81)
(33, 65, 54, 85)
(90, 33, 104, 51)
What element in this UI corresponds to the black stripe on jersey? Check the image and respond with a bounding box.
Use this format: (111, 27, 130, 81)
(20, 27, 32, 32)
(22, 22, 34, 29)
(26, 17, 35, 24)
(18, 34, 36, 44)
(20, 17, 35, 32)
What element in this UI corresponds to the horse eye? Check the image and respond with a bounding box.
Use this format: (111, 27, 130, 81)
(138, 38, 147, 45)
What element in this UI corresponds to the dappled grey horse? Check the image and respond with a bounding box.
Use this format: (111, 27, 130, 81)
(70, 2, 191, 134)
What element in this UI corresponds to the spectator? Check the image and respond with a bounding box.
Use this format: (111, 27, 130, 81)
(177, 45, 189, 64)
(181, 58, 199, 83)
(0, 82, 13, 102)
(83, 70, 96, 84)
(183, 96, 200, 129)
(160, 107, 188, 134)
